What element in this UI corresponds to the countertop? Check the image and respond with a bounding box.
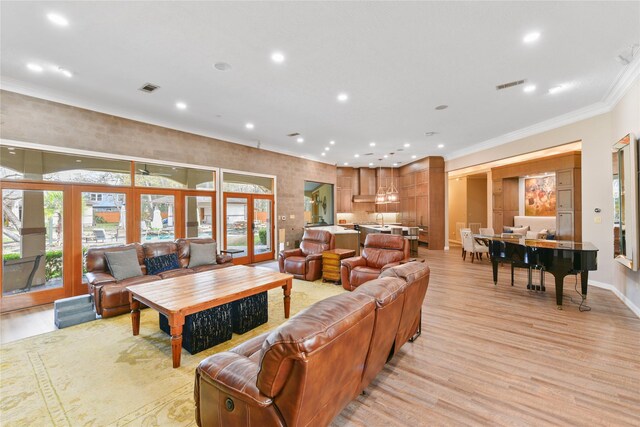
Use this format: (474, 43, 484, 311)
(305, 225, 359, 235)
(359, 224, 409, 232)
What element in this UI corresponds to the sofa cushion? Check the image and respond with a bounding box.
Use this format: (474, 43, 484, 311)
(144, 253, 181, 275)
(284, 256, 306, 275)
(104, 249, 143, 281)
(188, 242, 217, 268)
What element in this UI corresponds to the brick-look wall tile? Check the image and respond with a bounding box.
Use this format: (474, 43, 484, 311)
(0, 90, 337, 248)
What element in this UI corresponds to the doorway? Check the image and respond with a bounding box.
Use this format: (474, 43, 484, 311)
(223, 193, 274, 264)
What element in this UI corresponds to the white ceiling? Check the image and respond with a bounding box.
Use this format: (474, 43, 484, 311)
(1, 1, 639, 167)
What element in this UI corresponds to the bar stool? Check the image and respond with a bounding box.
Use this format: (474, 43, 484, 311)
(408, 227, 419, 255)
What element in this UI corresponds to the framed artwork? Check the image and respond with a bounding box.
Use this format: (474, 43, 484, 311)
(525, 176, 556, 216)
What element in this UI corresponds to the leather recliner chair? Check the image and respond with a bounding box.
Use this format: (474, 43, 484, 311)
(278, 229, 334, 281)
(340, 233, 409, 291)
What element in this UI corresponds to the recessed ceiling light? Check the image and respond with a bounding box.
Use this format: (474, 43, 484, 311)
(523, 32, 541, 44)
(271, 52, 285, 63)
(411, 155, 417, 159)
(214, 62, 232, 71)
(27, 63, 43, 72)
(329, 140, 335, 145)
(435, 105, 448, 110)
(383, 155, 388, 158)
(47, 12, 69, 27)
(393, 163, 398, 166)
(175, 102, 187, 110)
(369, 162, 374, 166)
(337, 93, 349, 102)
(245, 122, 255, 129)
(523, 84, 536, 93)
(354, 154, 360, 158)
(369, 142, 376, 147)
(58, 67, 72, 78)
(343, 162, 349, 166)
(324, 147, 330, 151)
(404, 143, 410, 148)
(321, 152, 326, 156)
(548, 84, 569, 95)
(296, 137, 304, 143)
(438, 144, 444, 148)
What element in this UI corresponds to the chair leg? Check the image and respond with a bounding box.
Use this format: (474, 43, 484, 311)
(471, 252, 475, 263)
(462, 250, 466, 261)
(510, 264, 515, 286)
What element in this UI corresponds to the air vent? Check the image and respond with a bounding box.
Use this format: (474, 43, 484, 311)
(287, 132, 300, 137)
(363, 153, 374, 156)
(139, 83, 160, 93)
(496, 79, 526, 90)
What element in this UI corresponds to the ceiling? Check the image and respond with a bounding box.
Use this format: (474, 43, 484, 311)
(1, 1, 638, 168)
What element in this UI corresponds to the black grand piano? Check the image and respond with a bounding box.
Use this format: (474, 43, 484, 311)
(486, 236, 598, 307)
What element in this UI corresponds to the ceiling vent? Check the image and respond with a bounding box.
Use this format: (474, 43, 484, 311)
(496, 79, 526, 90)
(139, 83, 160, 93)
(363, 153, 374, 156)
(287, 132, 300, 137)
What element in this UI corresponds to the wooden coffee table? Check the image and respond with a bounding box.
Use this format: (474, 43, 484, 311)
(127, 265, 293, 368)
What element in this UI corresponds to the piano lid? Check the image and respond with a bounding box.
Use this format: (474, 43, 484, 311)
(477, 235, 598, 252)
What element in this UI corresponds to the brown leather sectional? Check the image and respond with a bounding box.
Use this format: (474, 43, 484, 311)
(278, 229, 335, 281)
(85, 238, 233, 318)
(340, 233, 410, 290)
(194, 261, 430, 427)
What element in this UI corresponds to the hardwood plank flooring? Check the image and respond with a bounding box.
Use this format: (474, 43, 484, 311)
(1, 249, 639, 426)
(334, 248, 640, 426)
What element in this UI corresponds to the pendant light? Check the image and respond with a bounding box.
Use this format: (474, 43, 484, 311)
(386, 165, 399, 203)
(375, 164, 387, 204)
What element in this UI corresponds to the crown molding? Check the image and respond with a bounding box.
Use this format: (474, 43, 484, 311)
(445, 101, 610, 161)
(0, 78, 334, 167)
(602, 55, 640, 107)
(446, 59, 640, 163)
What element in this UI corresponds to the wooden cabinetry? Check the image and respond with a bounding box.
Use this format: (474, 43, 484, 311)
(555, 167, 581, 241)
(336, 171, 353, 213)
(397, 157, 444, 249)
(322, 249, 356, 283)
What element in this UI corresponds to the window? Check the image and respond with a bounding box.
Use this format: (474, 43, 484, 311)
(0, 146, 131, 185)
(222, 172, 273, 194)
(134, 162, 215, 190)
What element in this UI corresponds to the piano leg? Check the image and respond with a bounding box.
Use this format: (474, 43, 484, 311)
(554, 273, 567, 308)
(581, 271, 588, 298)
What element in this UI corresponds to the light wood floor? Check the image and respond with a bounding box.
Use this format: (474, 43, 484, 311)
(335, 248, 640, 426)
(2, 249, 639, 426)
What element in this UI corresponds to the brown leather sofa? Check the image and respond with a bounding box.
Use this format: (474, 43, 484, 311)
(278, 229, 334, 281)
(340, 233, 410, 291)
(85, 238, 233, 318)
(194, 262, 430, 427)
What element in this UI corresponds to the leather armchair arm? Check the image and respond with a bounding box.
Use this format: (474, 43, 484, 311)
(196, 352, 273, 407)
(85, 272, 116, 286)
(216, 254, 233, 264)
(306, 253, 323, 262)
(341, 256, 366, 271)
(381, 261, 402, 272)
(280, 248, 303, 259)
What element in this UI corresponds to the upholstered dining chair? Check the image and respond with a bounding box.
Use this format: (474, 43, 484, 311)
(479, 227, 495, 236)
(461, 228, 489, 262)
(340, 234, 410, 291)
(278, 229, 334, 281)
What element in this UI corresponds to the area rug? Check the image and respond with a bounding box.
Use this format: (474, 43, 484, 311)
(0, 279, 344, 426)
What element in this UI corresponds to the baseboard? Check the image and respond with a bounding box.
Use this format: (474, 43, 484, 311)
(589, 280, 640, 318)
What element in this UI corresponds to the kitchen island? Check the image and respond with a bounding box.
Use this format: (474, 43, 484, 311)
(305, 225, 360, 255)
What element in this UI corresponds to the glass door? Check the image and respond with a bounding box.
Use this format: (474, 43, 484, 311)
(184, 192, 215, 239)
(252, 196, 274, 262)
(223, 195, 250, 264)
(1, 184, 70, 311)
(223, 193, 274, 264)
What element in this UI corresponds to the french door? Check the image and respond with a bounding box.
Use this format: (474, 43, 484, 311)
(1, 182, 72, 311)
(223, 193, 274, 264)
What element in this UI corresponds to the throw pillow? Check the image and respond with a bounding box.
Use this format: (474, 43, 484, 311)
(105, 249, 143, 281)
(189, 242, 217, 268)
(511, 226, 529, 235)
(144, 253, 181, 275)
(525, 231, 546, 239)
